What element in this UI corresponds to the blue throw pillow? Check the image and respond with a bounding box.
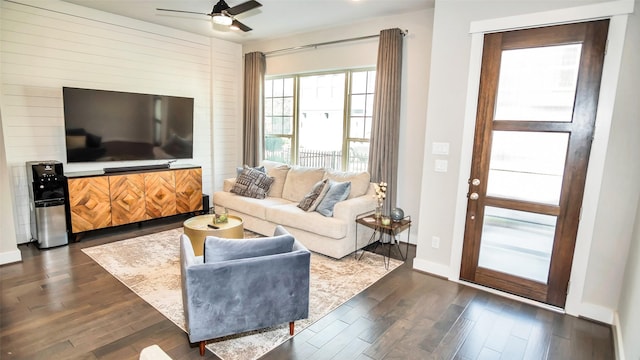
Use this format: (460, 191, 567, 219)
(315, 180, 351, 217)
(204, 234, 294, 263)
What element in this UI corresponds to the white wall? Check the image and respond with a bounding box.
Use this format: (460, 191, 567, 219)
(211, 37, 243, 191)
(1, 110, 21, 264)
(415, 0, 638, 323)
(243, 9, 434, 243)
(0, 0, 242, 249)
(617, 196, 640, 360)
(583, 3, 640, 315)
(613, 5, 640, 359)
(0, 3, 21, 264)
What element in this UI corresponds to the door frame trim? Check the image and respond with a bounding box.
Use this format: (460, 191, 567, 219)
(447, 2, 632, 322)
(469, 0, 633, 34)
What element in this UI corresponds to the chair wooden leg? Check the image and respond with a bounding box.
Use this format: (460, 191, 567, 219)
(289, 321, 294, 336)
(199, 341, 205, 356)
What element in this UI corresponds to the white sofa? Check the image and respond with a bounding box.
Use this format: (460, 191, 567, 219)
(213, 160, 377, 259)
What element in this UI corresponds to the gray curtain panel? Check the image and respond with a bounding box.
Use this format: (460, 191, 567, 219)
(243, 52, 266, 167)
(368, 28, 404, 211)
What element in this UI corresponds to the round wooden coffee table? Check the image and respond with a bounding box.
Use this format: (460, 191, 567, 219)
(183, 214, 244, 256)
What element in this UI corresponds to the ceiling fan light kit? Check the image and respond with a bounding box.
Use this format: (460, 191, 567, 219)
(212, 14, 233, 26)
(157, 0, 262, 33)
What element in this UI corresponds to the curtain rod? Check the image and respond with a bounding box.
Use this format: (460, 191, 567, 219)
(263, 29, 408, 56)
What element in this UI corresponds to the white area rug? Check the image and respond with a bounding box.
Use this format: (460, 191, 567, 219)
(81, 228, 402, 360)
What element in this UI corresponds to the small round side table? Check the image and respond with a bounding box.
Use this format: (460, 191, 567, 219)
(183, 214, 244, 256)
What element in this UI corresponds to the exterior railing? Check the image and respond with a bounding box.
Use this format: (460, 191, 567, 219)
(265, 148, 368, 172)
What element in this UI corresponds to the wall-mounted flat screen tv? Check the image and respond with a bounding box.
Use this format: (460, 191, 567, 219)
(62, 87, 194, 163)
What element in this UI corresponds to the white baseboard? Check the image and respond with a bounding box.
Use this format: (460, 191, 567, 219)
(579, 301, 615, 324)
(412, 258, 450, 278)
(613, 312, 626, 360)
(0, 249, 22, 265)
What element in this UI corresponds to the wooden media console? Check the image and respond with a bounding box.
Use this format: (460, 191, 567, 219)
(66, 165, 202, 234)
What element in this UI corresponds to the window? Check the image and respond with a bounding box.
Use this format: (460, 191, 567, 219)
(264, 69, 376, 171)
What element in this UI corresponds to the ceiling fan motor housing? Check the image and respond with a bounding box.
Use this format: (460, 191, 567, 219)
(212, 0, 231, 14)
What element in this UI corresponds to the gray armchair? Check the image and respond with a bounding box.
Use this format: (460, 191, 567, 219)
(180, 225, 311, 356)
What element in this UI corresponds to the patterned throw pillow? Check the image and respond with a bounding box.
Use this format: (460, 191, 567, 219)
(235, 165, 265, 177)
(298, 179, 329, 212)
(231, 167, 274, 199)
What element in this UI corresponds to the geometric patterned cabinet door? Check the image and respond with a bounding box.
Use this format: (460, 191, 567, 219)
(109, 173, 146, 226)
(67, 176, 112, 233)
(175, 168, 202, 214)
(144, 170, 177, 219)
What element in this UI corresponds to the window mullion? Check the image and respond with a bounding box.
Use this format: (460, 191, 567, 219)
(342, 71, 351, 171)
(292, 76, 300, 165)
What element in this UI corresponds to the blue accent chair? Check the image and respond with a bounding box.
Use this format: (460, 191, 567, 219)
(180, 225, 311, 356)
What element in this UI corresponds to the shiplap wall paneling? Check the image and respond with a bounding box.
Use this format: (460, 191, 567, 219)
(211, 37, 243, 193)
(1, 0, 221, 243)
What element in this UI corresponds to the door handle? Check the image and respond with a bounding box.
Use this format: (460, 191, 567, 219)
(469, 192, 479, 200)
(471, 178, 480, 186)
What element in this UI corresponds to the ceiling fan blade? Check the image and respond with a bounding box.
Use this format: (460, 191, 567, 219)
(156, 8, 211, 16)
(226, 0, 262, 16)
(231, 19, 253, 32)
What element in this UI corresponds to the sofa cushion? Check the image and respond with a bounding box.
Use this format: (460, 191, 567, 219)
(265, 164, 290, 198)
(324, 170, 370, 199)
(316, 180, 352, 217)
(282, 166, 326, 203)
(231, 167, 274, 199)
(298, 179, 329, 211)
(203, 234, 294, 263)
(261, 159, 288, 171)
(266, 204, 348, 239)
(214, 191, 291, 220)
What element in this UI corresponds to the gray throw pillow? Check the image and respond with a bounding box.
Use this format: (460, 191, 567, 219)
(298, 179, 329, 211)
(315, 180, 351, 217)
(204, 234, 295, 263)
(231, 167, 274, 199)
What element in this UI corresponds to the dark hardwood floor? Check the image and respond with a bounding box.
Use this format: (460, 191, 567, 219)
(1, 216, 614, 359)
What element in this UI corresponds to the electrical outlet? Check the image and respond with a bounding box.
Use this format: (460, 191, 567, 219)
(431, 236, 440, 249)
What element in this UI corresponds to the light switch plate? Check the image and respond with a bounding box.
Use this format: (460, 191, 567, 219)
(435, 159, 448, 172)
(432, 142, 450, 155)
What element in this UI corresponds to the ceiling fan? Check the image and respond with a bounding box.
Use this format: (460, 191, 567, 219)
(157, 0, 262, 32)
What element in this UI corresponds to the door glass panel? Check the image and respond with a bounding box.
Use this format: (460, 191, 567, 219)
(487, 131, 568, 205)
(494, 44, 582, 122)
(478, 206, 556, 283)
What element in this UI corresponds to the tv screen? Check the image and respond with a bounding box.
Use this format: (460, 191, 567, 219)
(62, 87, 194, 163)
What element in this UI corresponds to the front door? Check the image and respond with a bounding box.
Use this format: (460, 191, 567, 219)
(460, 20, 609, 307)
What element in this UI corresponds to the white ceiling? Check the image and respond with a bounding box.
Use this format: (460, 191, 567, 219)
(59, 0, 432, 43)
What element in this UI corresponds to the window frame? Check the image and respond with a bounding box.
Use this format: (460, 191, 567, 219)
(264, 67, 375, 171)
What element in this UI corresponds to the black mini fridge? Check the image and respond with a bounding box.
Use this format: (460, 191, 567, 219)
(26, 161, 69, 249)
